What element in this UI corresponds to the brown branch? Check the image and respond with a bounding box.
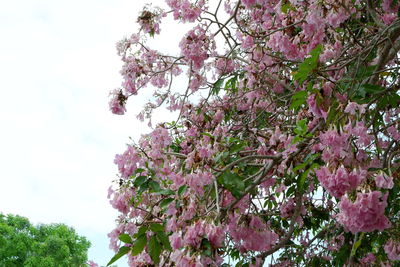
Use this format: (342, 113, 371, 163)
(260, 191, 303, 263)
(369, 19, 400, 84)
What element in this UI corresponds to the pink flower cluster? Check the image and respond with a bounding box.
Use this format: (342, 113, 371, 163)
(360, 253, 376, 265)
(319, 129, 350, 162)
(109, 89, 127, 115)
(186, 171, 214, 195)
(345, 121, 374, 147)
(384, 239, 400, 261)
(114, 145, 141, 178)
(137, 8, 165, 35)
(181, 221, 225, 249)
(179, 26, 211, 71)
(87, 260, 99, 267)
(315, 166, 366, 198)
(307, 94, 327, 120)
(337, 191, 391, 233)
(215, 58, 236, 75)
(166, 0, 205, 23)
(228, 214, 278, 252)
(375, 173, 394, 189)
(344, 101, 367, 115)
(267, 31, 299, 60)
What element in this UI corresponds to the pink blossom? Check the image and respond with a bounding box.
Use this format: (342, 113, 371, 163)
(109, 89, 127, 115)
(316, 166, 365, 198)
(387, 125, 400, 140)
(170, 232, 183, 249)
(348, 121, 373, 147)
(87, 260, 99, 267)
(267, 31, 299, 60)
(242, 0, 256, 8)
(344, 102, 367, 115)
(109, 190, 132, 215)
(215, 58, 235, 75)
(228, 214, 278, 252)
(307, 94, 327, 120)
(183, 221, 205, 248)
(384, 239, 400, 261)
(382, 0, 400, 13)
(381, 13, 397, 25)
(326, 10, 350, 28)
(242, 35, 254, 49)
(328, 233, 345, 251)
(137, 8, 165, 35)
(337, 191, 391, 233)
(166, 0, 204, 22)
(360, 253, 376, 265)
(166, 217, 179, 232)
(179, 26, 211, 71)
(205, 224, 225, 248)
(319, 129, 350, 162)
(375, 173, 394, 189)
(114, 145, 141, 178)
(187, 171, 214, 195)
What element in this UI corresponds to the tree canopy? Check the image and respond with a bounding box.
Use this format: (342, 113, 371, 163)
(107, 0, 400, 266)
(0, 213, 91, 267)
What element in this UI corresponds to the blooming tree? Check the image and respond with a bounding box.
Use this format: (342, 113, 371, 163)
(107, 0, 400, 266)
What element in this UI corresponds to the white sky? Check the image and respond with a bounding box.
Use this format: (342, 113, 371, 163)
(0, 0, 183, 265)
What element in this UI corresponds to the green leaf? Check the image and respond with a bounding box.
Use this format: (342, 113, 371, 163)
(149, 223, 164, 232)
(293, 162, 308, 172)
(281, 2, 296, 13)
(294, 45, 323, 84)
(157, 189, 175, 196)
(148, 235, 162, 265)
(201, 238, 213, 257)
(297, 169, 310, 192)
(230, 142, 246, 153)
(133, 176, 147, 188)
(290, 90, 307, 110)
(294, 119, 308, 136)
(134, 226, 148, 238)
(160, 198, 174, 209)
(118, 234, 132, 244)
(212, 79, 224, 95)
(178, 185, 188, 196)
(157, 231, 172, 251)
(293, 153, 320, 172)
(225, 76, 238, 93)
(217, 171, 245, 199)
(137, 180, 150, 194)
(148, 180, 161, 192)
(132, 235, 147, 256)
(286, 185, 296, 197)
(107, 246, 130, 266)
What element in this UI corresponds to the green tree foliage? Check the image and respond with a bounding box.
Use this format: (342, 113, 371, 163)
(0, 213, 91, 267)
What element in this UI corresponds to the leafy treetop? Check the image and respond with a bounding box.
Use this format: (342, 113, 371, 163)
(0, 213, 91, 267)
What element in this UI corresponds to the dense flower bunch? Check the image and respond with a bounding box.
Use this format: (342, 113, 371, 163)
(336, 191, 391, 233)
(107, 0, 400, 266)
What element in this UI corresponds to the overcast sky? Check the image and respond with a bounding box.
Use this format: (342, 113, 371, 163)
(0, 0, 181, 265)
